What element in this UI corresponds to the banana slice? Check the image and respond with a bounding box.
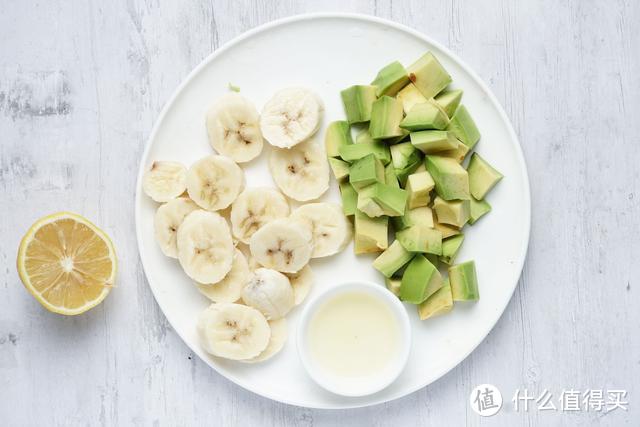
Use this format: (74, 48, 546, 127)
(285, 264, 314, 305)
(241, 318, 288, 363)
(206, 93, 264, 163)
(290, 203, 352, 258)
(196, 249, 250, 303)
(249, 219, 313, 273)
(230, 188, 290, 244)
(260, 87, 324, 148)
(269, 141, 329, 201)
(241, 268, 294, 320)
(154, 198, 200, 258)
(177, 210, 234, 284)
(197, 302, 270, 360)
(186, 155, 245, 211)
(143, 161, 187, 202)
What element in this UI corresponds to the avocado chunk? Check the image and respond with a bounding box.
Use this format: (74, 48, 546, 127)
(384, 128, 410, 144)
(358, 183, 408, 217)
(384, 163, 400, 188)
(328, 157, 350, 182)
(467, 153, 503, 199)
(325, 121, 353, 158)
(348, 154, 385, 190)
(439, 138, 470, 163)
(433, 219, 461, 239)
(340, 85, 377, 124)
(392, 206, 433, 231)
(417, 279, 454, 320)
(371, 61, 410, 97)
(373, 240, 414, 278)
(449, 260, 479, 301)
(400, 100, 449, 131)
(440, 234, 465, 265)
(385, 277, 402, 297)
(400, 254, 443, 304)
(410, 130, 458, 154)
(447, 105, 480, 149)
(369, 96, 404, 139)
(390, 142, 421, 170)
(434, 89, 463, 118)
(354, 210, 388, 254)
(433, 196, 470, 228)
(339, 181, 358, 216)
(396, 225, 443, 255)
(405, 171, 435, 209)
(407, 52, 452, 99)
(425, 156, 470, 200)
(396, 83, 428, 114)
(340, 141, 391, 165)
(355, 129, 375, 144)
(468, 197, 491, 225)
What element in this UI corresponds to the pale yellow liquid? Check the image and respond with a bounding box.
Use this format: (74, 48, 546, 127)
(308, 291, 400, 379)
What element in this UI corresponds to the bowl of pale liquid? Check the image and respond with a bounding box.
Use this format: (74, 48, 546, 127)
(297, 281, 412, 397)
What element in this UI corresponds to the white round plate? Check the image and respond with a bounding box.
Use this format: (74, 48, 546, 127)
(135, 13, 530, 409)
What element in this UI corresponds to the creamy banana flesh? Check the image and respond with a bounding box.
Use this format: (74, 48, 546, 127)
(308, 291, 400, 380)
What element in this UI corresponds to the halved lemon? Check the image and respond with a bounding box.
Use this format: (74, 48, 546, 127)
(16, 212, 117, 315)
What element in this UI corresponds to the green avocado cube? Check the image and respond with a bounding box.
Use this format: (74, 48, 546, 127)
(358, 183, 407, 217)
(417, 279, 453, 320)
(339, 181, 358, 216)
(449, 260, 479, 301)
(396, 83, 428, 114)
(385, 277, 402, 297)
(447, 105, 480, 149)
(392, 206, 433, 231)
(371, 183, 408, 217)
(384, 128, 410, 144)
(467, 153, 503, 200)
(468, 197, 491, 225)
(349, 154, 384, 190)
(440, 234, 465, 265)
(407, 52, 452, 99)
(384, 163, 400, 189)
(434, 89, 463, 118)
(410, 130, 458, 154)
(390, 142, 421, 171)
(400, 100, 449, 131)
(425, 156, 470, 200)
(356, 129, 375, 145)
(433, 196, 470, 228)
(433, 220, 461, 239)
(340, 141, 391, 165)
(405, 171, 435, 209)
(400, 254, 443, 304)
(354, 210, 388, 254)
(325, 121, 353, 158)
(373, 240, 414, 278)
(369, 96, 404, 139)
(371, 61, 410, 97)
(439, 138, 470, 163)
(328, 157, 350, 182)
(357, 185, 385, 218)
(396, 225, 443, 255)
(340, 85, 377, 124)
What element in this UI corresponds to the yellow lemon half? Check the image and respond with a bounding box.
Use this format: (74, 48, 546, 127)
(16, 212, 117, 315)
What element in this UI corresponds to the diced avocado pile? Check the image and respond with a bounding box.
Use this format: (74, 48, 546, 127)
(326, 52, 504, 321)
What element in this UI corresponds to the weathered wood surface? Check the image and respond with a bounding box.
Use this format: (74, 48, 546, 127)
(1, 1, 638, 425)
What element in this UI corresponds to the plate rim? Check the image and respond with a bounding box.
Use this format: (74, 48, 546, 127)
(134, 12, 531, 409)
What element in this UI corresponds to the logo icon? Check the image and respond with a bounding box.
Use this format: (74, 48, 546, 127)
(470, 384, 502, 416)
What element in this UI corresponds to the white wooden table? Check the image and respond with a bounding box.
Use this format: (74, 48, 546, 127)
(1, 1, 638, 426)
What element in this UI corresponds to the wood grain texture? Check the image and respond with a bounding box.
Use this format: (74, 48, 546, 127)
(1, 1, 639, 425)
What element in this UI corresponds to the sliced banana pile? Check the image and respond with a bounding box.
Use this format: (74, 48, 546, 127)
(142, 87, 352, 363)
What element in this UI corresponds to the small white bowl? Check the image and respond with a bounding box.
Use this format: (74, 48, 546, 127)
(296, 281, 411, 397)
